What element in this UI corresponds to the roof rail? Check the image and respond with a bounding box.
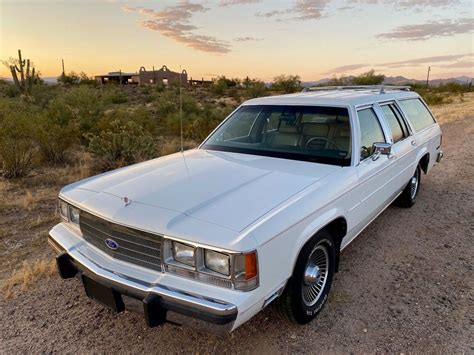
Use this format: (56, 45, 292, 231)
(301, 85, 411, 94)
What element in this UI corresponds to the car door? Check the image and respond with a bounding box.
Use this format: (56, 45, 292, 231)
(379, 102, 417, 191)
(352, 105, 400, 233)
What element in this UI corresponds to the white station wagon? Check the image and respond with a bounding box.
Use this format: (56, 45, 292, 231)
(49, 86, 443, 333)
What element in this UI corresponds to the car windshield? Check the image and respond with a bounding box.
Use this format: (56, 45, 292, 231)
(201, 105, 352, 166)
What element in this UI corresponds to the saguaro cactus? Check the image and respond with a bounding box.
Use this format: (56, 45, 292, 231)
(9, 49, 39, 94)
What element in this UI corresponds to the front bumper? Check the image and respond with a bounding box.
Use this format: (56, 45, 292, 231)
(48, 225, 238, 333)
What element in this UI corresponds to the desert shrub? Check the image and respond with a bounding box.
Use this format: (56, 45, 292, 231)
(211, 76, 233, 95)
(421, 92, 453, 106)
(87, 119, 155, 170)
(0, 101, 38, 178)
(0, 82, 21, 98)
(242, 78, 267, 98)
(99, 107, 156, 136)
(58, 86, 103, 134)
(352, 70, 385, 85)
(35, 113, 78, 164)
(272, 74, 301, 93)
(102, 87, 128, 104)
(58, 71, 80, 85)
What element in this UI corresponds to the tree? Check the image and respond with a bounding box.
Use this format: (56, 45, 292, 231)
(272, 74, 301, 93)
(352, 70, 385, 85)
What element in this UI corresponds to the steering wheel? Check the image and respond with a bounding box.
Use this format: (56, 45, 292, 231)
(306, 137, 341, 150)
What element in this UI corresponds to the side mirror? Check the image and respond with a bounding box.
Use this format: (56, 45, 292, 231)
(372, 142, 392, 161)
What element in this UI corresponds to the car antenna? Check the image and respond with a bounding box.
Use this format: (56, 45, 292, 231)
(180, 65, 184, 153)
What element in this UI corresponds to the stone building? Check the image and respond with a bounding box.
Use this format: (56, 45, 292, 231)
(95, 65, 188, 86)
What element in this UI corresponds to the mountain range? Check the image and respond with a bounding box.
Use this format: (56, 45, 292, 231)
(303, 75, 473, 87)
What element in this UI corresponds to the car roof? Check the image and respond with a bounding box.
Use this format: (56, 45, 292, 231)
(243, 89, 420, 107)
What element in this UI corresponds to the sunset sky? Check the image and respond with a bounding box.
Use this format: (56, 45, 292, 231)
(1, 0, 473, 81)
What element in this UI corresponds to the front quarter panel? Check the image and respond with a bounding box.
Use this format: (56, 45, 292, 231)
(240, 167, 358, 307)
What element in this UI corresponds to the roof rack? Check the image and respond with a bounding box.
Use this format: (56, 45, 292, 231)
(301, 85, 411, 94)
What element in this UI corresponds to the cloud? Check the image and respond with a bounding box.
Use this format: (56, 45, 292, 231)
(234, 36, 262, 42)
(348, 0, 460, 9)
(255, 10, 286, 18)
(383, 53, 473, 67)
(123, 2, 231, 54)
(256, 0, 330, 21)
(219, 0, 261, 6)
(437, 61, 474, 69)
(377, 18, 474, 41)
(323, 63, 369, 74)
(321, 53, 473, 75)
(121, 5, 136, 12)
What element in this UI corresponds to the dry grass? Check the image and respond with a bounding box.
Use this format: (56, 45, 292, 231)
(1, 258, 56, 299)
(430, 92, 474, 125)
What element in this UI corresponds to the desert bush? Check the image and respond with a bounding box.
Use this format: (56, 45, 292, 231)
(272, 74, 301, 93)
(352, 70, 385, 85)
(0, 101, 38, 178)
(243, 78, 267, 98)
(87, 119, 155, 170)
(421, 92, 453, 106)
(35, 114, 77, 164)
(102, 87, 128, 104)
(0, 81, 21, 98)
(58, 86, 103, 134)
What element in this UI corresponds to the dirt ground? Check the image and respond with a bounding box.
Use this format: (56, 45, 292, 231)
(1, 95, 473, 353)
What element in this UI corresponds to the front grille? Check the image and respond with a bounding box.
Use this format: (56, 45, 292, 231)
(80, 211, 163, 272)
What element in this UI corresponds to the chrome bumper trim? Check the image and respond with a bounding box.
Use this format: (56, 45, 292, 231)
(48, 232, 238, 328)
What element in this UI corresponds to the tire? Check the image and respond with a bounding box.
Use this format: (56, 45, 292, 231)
(275, 230, 336, 324)
(396, 165, 421, 208)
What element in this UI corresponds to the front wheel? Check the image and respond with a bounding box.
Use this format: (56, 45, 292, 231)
(396, 165, 421, 208)
(275, 230, 336, 324)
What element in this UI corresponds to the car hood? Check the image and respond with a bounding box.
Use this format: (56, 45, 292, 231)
(62, 149, 339, 232)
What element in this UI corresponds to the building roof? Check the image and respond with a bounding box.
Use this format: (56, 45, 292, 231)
(244, 88, 419, 107)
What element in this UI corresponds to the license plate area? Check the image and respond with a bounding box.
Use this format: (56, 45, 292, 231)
(82, 275, 125, 313)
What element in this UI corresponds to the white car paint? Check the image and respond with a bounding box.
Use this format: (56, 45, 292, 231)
(50, 88, 443, 331)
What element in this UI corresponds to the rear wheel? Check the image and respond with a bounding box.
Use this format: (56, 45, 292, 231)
(396, 165, 421, 208)
(275, 230, 336, 324)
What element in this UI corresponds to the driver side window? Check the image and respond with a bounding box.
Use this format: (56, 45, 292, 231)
(358, 108, 385, 160)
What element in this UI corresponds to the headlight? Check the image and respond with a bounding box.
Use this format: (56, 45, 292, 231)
(172, 241, 195, 267)
(69, 205, 80, 226)
(164, 238, 258, 291)
(59, 200, 69, 221)
(59, 199, 80, 227)
(205, 250, 230, 276)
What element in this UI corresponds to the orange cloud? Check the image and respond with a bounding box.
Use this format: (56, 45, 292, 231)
(123, 2, 231, 54)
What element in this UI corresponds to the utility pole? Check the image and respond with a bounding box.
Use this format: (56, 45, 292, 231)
(426, 66, 431, 88)
(61, 59, 65, 78)
(119, 69, 122, 87)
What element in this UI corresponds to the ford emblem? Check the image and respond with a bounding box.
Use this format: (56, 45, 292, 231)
(105, 238, 119, 250)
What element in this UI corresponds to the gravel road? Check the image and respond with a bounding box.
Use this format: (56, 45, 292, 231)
(1, 113, 473, 353)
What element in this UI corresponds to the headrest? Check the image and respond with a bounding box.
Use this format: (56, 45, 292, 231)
(337, 115, 350, 123)
(302, 123, 329, 136)
(279, 125, 298, 133)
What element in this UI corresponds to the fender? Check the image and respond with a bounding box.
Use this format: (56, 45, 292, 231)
(290, 208, 346, 273)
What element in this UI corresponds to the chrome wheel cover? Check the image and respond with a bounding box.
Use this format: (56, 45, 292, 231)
(302, 244, 329, 306)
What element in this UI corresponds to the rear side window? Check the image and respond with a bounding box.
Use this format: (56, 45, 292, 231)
(398, 98, 436, 132)
(358, 108, 385, 160)
(381, 104, 407, 143)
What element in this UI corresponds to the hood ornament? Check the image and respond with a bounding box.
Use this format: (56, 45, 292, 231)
(122, 196, 132, 207)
